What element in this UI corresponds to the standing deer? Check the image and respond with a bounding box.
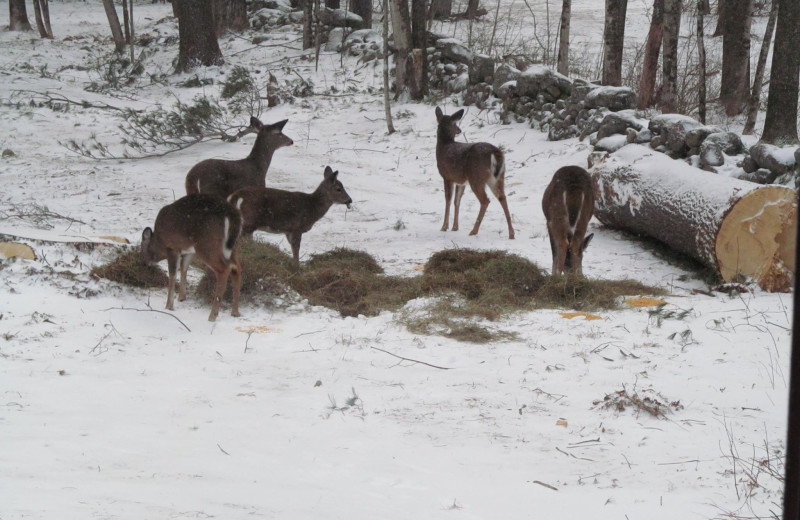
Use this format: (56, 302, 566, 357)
(434, 106, 515, 239)
(542, 165, 595, 276)
(185, 116, 294, 199)
(227, 166, 353, 265)
(141, 194, 243, 321)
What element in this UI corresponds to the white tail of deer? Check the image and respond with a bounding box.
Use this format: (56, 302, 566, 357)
(185, 116, 294, 199)
(228, 166, 353, 265)
(542, 165, 595, 276)
(434, 106, 515, 239)
(141, 194, 243, 321)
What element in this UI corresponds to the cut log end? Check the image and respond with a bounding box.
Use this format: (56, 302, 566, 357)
(715, 186, 797, 292)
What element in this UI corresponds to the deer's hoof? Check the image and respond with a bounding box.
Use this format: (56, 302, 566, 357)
(231, 310, 241, 318)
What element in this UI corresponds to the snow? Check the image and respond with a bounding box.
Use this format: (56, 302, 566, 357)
(0, 3, 793, 520)
(520, 64, 573, 85)
(594, 134, 628, 152)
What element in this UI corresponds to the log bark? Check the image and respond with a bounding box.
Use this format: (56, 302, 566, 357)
(591, 145, 797, 291)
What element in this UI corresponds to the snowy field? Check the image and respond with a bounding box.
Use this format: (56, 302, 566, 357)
(0, 2, 792, 519)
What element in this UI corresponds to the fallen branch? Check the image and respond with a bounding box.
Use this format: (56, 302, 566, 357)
(100, 305, 191, 332)
(370, 346, 452, 370)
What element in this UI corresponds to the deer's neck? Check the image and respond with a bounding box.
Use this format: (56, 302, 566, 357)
(247, 135, 277, 178)
(437, 129, 456, 147)
(309, 185, 335, 221)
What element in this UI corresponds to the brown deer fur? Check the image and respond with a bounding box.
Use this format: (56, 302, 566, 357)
(228, 166, 353, 264)
(542, 165, 595, 276)
(185, 117, 294, 199)
(141, 194, 242, 321)
(434, 106, 515, 239)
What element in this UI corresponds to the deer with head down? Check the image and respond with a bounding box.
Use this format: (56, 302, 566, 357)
(434, 106, 515, 239)
(227, 166, 353, 265)
(542, 165, 595, 277)
(141, 194, 243, 321)
(185, 116, 294, 199)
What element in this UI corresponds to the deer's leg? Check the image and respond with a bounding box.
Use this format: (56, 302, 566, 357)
(547, 232, 559, 276)
(230, 250, 242, 317)
(489, 176, 515, 240)
(452, 184, 466, 231)
(178, 252, 194, 301)
(209, 267, 230, 322)
(568, 239, 583, 277)
(468, 182, 490, 236)
(441, 180, 453, 232)
(166, 252, 179, 310)
(286, 232, 302, 266)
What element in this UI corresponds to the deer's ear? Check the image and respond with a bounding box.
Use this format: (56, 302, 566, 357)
(142, 227, 153, 244)
(435, 106, 444, 121)
(250, 116, 264, 130)
(272, 119, 289, 132)
(582, 233, 594, 251)
(452, 109, 464, 121)
(324, 166, 335, 179)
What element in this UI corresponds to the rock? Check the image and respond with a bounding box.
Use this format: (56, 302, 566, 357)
(492, 63, 520, 92)
(318, 8, 363, 28)
(436, 38, 473, 64)
(685, 125, 723, 148)
(750, 142, 798, 176)
(704, 132, 744, 156)
(288, 10, 303, 22)
(2, 149, 15, 158)
(570, 78, 598, 103)
(469, 54, 494, 85)
(325, 27, 345, 51)
(517, 65, 572, 100)
(548, 123, 580, 141)
(741, 155, 758, 173)
(796, 147, 800, 171)
(626, 127, 637, 143)
(583, 86, 636, 111)
(650, 135, 664, 149)
(648, 113, 700, 136)
(594, 134, 628, 153)
(448, 72, 469, 92)
(634, 128, 652, 144)
(649, 115, 703, 156)
(496, 80, 516, 99)
(578, 109, 608, 141)
(699, 140, 725, 169)
(738, 168, 780, 185)
(596, 110, 646, 140)
(251, 8, 287, 28)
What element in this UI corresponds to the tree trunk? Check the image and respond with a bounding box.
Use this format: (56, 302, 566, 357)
(637, 0, 664, 108)
(390, 0, 412, 99)
(719, 0, 752, 116)
(697, 0, 706, 123)
(351, 0, 372, 28)
(326, 0, 340, 7)
(213, 0, 248, 36)
(303, 0, 313, 49)
(409, 0, 427, 100)
(743, 0, 777, 135)
(383, 0, 395, 134)
(556, 0, 571, 75)
(102, 0, 127, 52)
(465, 0, 480, 18)
(762, 0, 800, 144)
(33, 0, 53, 38)
(657, 0, 681, 113)
(174, 0, 224, 72)
(429, 0, 452, 19)
(591, 145, 797, 292)
(601, 0, 628, 86)
(122, 0, 131, 42)
(9, 0, 33, 31)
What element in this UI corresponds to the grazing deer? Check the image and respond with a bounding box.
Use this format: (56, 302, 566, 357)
(227, 166, 352, 265)
(141, 194, 242, 321)
(185, 116, 294, 199)
(434, 106, 515, 239)
(542, 165, 595, 277)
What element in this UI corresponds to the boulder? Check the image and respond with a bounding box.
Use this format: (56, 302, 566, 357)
(594, 134, 629, 153)
(741, 155, 759, 173)
(704, 132, 744, 156)
(325, 27, 345, 51)
(648, 113, 700, 136)
(583, 86, 636, 111)
(436, 38, 473, 64)
(596, 110, 647, 140)
(469, 54, 494, 85)
(570, 78, 598, 103)
(496, 80, 516, 99)
(318, 8, 363, 28)
(517, 65, 572, 100)
(492, 63, 520, 92)
(738, 168, 780, 185)
(648, 114, 703, 156)
(699, 140, 725, 169)
(685, 125, 723, 149)
(750, 143, 798, 176)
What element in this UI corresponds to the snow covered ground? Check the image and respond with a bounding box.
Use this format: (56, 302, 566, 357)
(0, 2, 792, 519)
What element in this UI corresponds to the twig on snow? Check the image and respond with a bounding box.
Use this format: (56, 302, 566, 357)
(370, 346, 452, 370)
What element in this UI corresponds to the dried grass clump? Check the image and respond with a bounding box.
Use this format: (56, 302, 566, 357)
(535, 275, 665, 311)
(91, 248, 168, 288)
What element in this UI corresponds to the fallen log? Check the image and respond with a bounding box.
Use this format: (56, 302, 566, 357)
(591, 144, 797, 291)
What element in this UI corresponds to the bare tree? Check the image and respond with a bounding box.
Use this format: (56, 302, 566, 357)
(556, 0, 571, 75)
(658, 0, 681, 113)
(32, 0, 53, 38)
(409, 0, 427, 99)
(390, 0, 412, 99)
(9, 0, 32, 31)
(102, 0, 126, 52)
(213, 0, 248, 36)
(351, 0, 372, 28)
(429, 0, 452, 19)
(761, 0, 800, 144)
(637, 0, 664, 108)
(174, 0, 224, 72)
(719, 0, 753, 116)
(303, 0, 313, 49)
(382, 0, 395, 134)
(697, 0, 707, 123)
(601, 0, 627, 85)
(743, 0, 777, 135)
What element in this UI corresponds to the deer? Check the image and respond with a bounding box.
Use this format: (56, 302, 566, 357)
(141, 194, 243, 321)
(541, 165, 595, 277)
(185, 116, 294, 199)
(434, 106, 515, 239)
(227, 166, 353, 265)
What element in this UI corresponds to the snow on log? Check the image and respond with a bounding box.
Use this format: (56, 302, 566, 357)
(591, 144, 797, 291)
